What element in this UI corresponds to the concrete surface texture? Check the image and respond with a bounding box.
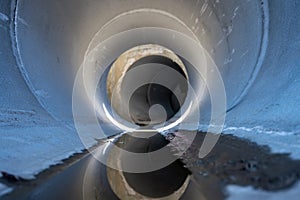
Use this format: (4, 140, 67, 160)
(0, 0, 300, 198)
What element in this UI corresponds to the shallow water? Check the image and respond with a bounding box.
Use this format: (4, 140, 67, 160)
(1, 131, 300, 200)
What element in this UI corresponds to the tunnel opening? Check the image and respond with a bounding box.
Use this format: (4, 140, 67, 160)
(106, 45, 189, 127)
(125, 55, 188, 126)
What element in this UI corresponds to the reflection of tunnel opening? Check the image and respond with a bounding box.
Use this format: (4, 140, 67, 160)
(122, 160, 190, 198)
(124, 55, 188, 126)
(114, 133, 191, 198)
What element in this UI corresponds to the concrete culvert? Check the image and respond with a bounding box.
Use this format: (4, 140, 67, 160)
(1, 0, 300, 199)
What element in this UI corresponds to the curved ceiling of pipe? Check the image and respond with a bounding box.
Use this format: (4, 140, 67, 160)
(9, 0, 300, 133)
(13, 0, 264, 124)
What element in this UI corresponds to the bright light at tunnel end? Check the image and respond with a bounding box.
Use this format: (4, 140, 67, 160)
(72, 26, 227, 173)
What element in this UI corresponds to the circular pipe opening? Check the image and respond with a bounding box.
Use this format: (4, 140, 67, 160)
(107, 45, 188, 126)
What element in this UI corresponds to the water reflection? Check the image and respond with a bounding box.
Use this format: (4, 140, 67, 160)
(107, 131, 300, 200)
(107, 132, 191, 199)
(2, 131, 300, 200)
